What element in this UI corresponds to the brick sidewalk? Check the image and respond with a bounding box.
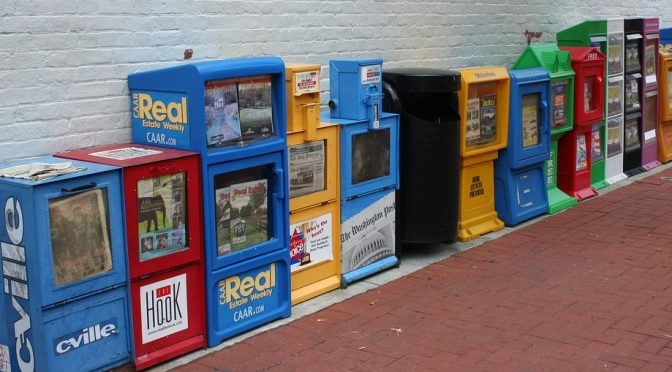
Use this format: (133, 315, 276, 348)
(174, 168, 672, 371)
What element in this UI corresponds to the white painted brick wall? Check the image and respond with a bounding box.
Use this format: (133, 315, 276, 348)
(0, 0, 669, 162)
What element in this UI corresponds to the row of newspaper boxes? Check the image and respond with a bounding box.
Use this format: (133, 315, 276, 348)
(2, 17, 672, 371)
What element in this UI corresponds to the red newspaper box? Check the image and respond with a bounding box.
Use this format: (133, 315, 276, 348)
(558, 47, 606, 200)
(56, 144, 206, 370)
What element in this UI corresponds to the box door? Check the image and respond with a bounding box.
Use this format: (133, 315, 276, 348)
(40, 174, 126, 306)
(340, 114, 398, 199)
(643, 91, 658, 146)
(516, 82, 550, 162)
(124, 157, 203, 279)
(206, 152, 287, 270)
(576, 65, 604, 124)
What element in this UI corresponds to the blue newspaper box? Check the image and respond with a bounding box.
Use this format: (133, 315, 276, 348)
(0, 157, 130, 371)
(329, 59, 384, 128)
(323, 58, 400, 287)
(494, 68, 551, 225)
(128, 58, 291, 347)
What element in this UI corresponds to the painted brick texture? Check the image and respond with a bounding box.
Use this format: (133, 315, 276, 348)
(0, 0, 669, 162)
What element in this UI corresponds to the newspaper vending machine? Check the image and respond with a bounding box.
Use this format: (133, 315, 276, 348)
(0, 157, 130, 372)
(56, 144, 206, 370)
(324, 58, 400, 287)
(128, 57, 291, 347)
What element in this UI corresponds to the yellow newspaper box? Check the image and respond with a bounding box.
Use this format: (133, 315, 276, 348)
(285, 63, 341, 304)
(457, 67, 510, 241)
(658, 48, 672, 163)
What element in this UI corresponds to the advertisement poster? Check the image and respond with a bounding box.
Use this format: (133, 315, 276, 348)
(205, 80, 242, 147)
(230, 179, 269, 252)
(215, 187, 231, 256)
(294, 70, 319, 95)
(521, 94, 539, 148)
(479, 94, 497, 145)
(132, 90, 189, 148)
(217, 262, 281, 329)
(341, 191, 395, 274)
(140, 274, 188, 344)
(624, 118, 641, 152)
(576, 134, 588, 171)
(137, 173, 187, 262)
(592, 126, 603, 162)
(238, 77, 274, 141)
(49, 189, 113, 286)
(289, 213, 333, 272)
(607, 118, 622, 158)
(465, 98, 481, 146)
(552, 81, 567, 128)
(289, 140, 325, 198)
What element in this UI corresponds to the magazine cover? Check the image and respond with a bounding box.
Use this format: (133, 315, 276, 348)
(576, 134, 588, 171)
(626, 42, 640, 71)
(289, 140, 325, 198)
(137, 173, 188, 261)
(215, 187, 231, 256)
(230, 179, 268, 252)
(608, 81, 622, 116)
(522, 94, 540, 148)
(552, 81, 567, 128)
(238, 76, 274, 141)
(625, 77, 640, 111)
(591, 126, 603, 162)
(205, 79, 242, 147)
(645, 44, 656, 77)
(479, 94, 497, 145)
(465, 98, 481, 146)
(607, 34, 623, 74)
(289, 213, 333, 272)
(49, 189, 113, 286)
(624, 118, 641, 152)
(607, 118, 622, 158)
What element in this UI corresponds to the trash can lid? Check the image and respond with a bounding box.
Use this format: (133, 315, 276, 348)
(383, 68, 460, 93)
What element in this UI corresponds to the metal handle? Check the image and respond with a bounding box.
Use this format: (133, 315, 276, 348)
(274, 169, 285, 200)
(61, 182, 97, 193)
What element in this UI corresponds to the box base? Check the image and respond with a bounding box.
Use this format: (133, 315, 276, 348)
(606, 172, 628, 185)
(548, 186, 578, 214)
(457, 212, 504, 242)
(135, 335, 206, 371)
(341, 256, 399, 288)
(291, 275, 341, 305)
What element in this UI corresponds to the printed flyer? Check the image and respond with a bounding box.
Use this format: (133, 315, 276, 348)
(289, 213, 333, 272)
(289, 140, 325, 198)
(340, 191, 395, 274)
(576, 134, 588, 171)
(479, 94, 497, 145)
(238, 76, 274, 141)
(552, 81, 567, 128)
(607, 118, 622, 158)
(465, 98, 481, 146)
(215, 187, 231, 256)
(592, 126, 603, 162)
(294, 70, 319, 95)
(624, 118, 641, 152)
(521, 94, 539, 148)
(137, 173, 187, 262)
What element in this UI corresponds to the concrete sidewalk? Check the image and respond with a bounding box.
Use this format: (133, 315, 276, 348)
(159, 164, 672, 371)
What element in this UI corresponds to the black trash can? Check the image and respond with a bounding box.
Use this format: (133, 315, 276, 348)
(382, 68, 461, 244)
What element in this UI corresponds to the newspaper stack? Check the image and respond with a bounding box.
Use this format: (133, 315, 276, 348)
(0, 162, 85, 181)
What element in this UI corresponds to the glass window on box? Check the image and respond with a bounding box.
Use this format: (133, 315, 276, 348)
(643, 95, 657, 144)
(205, 75, 274, 148)
(49, 189, 113, 287)
(608, 33, 624, 74)
(551, 80, 568, 129)
(624, 117, 641, 153)
(465, 82, 498, 149)
(214, 166, 272, 256)
(289, 140, 326, 199)
(606, 117, 622, 158)
(625, 40, 641, 72)
(644, 40, 656, 77)
(584, 77, 596, 113)
(521, 93, 540, 148)
(137, 172, 188, 262)
(351, 129, 390, 185)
